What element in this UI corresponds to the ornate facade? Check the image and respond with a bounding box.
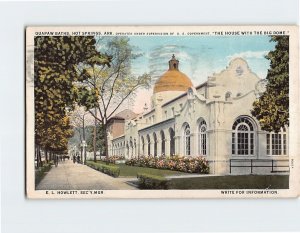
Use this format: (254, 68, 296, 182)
(107, 55, 289, 174)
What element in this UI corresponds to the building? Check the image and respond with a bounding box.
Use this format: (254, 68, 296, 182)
(107, 55, 289, 175)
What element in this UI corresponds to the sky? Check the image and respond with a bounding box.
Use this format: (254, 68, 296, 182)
(120, 36, 276, 113)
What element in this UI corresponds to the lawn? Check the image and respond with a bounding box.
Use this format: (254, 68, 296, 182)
(94, 160, 188, 177)
(167, 175, 289, 189)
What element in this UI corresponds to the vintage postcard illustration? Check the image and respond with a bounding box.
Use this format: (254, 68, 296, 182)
(26, 26, 299, 198)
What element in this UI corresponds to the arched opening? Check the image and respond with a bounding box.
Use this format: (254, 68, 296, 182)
(232, 116, 256, 155)
(160, 130, 165, 156)
(169, 128, 175, 156)
(126, 143, 129, 157)
(130, 139, 133, 157)
(134, 139, 137, 157)
(141, 136, 145, 156)
(183, 123, 191, 156)
(153, 132, 157, 157)
(198, 119, 207, 155)
(147, 134, 151, 156)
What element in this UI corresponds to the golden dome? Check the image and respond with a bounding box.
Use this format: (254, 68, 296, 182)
(153, 55, 193, 94)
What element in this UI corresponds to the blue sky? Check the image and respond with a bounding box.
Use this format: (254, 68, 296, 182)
(120, 35, 276, 113)
(128, 36, 276, 86)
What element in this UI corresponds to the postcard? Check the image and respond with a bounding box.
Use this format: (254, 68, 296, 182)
(26, 26, 299, 198)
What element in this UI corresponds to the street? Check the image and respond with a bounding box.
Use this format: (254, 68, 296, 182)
(36, 160, 137, 190)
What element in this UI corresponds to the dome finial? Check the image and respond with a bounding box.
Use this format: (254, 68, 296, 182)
(169, 54, 179, 70)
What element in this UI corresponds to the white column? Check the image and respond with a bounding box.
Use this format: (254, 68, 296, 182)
(165, 139, 170, 157)
(157, 139, 162, 157)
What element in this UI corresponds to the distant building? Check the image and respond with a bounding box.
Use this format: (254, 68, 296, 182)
(107, 55, 289, 175)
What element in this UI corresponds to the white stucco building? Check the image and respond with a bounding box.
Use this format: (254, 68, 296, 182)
(107, 55, 289, 175)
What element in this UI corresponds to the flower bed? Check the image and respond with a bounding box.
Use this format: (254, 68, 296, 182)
(125, 155, 209, 174)
(101, 155, 125, 164)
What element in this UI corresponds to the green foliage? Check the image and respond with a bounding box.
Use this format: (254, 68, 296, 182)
(35, 163, 52, 187)
(137, 173, 169, 189)
(86, 124, 105, 153)
(167, 175, 289, 189)
(125, 156, 209, 174)
(76, 36, 151, 157)
(251, 36, 289, 132)
(34, 36, 110, 158)
(86, 161, 120, 177)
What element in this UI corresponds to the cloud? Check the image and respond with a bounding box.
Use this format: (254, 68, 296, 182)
(227, 50, 269, 60)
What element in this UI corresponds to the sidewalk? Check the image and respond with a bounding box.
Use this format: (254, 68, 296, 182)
(36, 160, 137, 190)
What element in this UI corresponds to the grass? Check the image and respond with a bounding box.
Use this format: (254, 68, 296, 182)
(93, 160, 188, 177)
(167, 175, 289, 189)
(35, 162, 53, 187)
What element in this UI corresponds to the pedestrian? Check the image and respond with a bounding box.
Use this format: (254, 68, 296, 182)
(73, 155, 76, 163)
(55, 155, 59, 167)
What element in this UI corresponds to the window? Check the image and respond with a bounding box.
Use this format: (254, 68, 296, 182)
(165, 110, 168, 119)
(184, 124, 191, 156)
(232, 117, 255, 155)
(266, 128, 287, 156)
(198, 119, 207, 155)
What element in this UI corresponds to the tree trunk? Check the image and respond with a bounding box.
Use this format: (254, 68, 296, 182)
(45, 150, 48, 163)
(35, 145, 38, 168)
(93, 108, 97, 162)
(103, 123, 109, 164)
(37, 146, 41, 168)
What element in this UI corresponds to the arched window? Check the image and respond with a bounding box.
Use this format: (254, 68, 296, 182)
(232, 117, 255, 155)
(169, 128, 175, 156)
(183, 124, 191, 156)
(147, 135, 151, 156)
(160, 130, 165, 156)
(198, 119, 207, 155)
(266, 128, 288, 156)
(141, 136, 145, 156)
(153, 133, 157, 157)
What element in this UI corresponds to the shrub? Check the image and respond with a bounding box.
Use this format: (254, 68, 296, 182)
(101, 155, 125, 164)
(126, 156, 209, 174)
(86, 161, 120, 177)
(137, 173, 169, 189)
(35, 163, 52, 187)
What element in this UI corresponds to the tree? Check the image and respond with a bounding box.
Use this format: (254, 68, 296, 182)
(251, 36, 289, 132)
(86, 124, 105, 155)
(77, 37, 151, 158)
(34, 36, 110, 167)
